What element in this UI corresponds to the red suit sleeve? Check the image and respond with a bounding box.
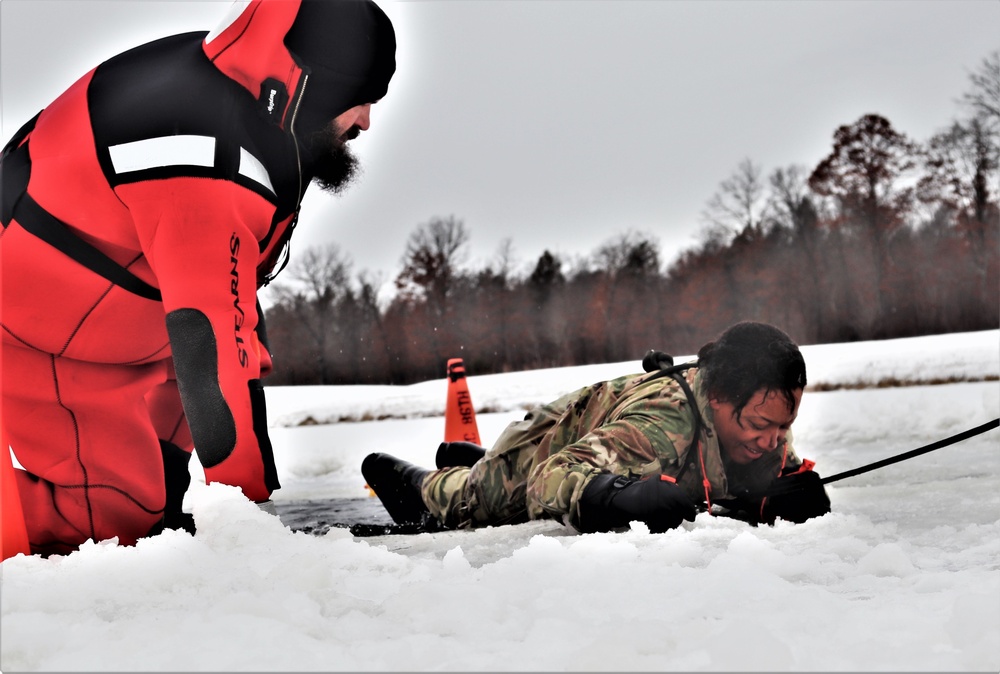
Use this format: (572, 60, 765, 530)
(118, 177, 279, 502)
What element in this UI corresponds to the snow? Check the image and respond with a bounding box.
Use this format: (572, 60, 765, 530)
(2, 330, 998, 672)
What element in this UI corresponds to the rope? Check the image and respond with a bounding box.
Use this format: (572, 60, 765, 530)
(818, 417, 1000, 487)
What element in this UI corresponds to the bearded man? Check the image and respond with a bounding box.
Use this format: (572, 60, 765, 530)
(1, 0, 396, 555)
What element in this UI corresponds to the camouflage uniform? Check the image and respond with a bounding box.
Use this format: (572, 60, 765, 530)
(422, 367, 801, 530)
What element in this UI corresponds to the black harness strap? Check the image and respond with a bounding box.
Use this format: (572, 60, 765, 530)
(642, 356, 705, 483)
(0, 112, 38, 226)
(13, 193, 163, 301)
(1, 113, 162, 302)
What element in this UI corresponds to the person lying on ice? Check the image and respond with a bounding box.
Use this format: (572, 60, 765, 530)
(1, 0, 395, 556)
(363, 321, 832, 533)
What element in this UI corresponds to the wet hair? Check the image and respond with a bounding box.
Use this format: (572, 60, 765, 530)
(697, 321, 806, 419)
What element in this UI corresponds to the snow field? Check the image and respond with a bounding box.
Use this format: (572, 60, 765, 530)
(1, 330, 997, 671)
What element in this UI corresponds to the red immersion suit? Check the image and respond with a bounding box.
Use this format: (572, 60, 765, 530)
(0, 0, 395, 555)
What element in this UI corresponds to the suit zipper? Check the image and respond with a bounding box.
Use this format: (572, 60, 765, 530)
(288, 72, 309, 211)
(260, 72, 309, 286)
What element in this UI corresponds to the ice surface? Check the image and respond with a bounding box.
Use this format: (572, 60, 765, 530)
(2, 330, 998, 671)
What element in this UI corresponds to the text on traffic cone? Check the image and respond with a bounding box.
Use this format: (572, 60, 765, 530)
(444, 358, 481, 445)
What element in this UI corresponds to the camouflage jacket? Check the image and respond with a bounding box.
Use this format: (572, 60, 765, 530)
(514, 366, 802, 528)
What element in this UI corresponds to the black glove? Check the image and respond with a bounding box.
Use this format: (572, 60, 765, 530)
(761, 470, 831, 524)
(578, 474, 697, 533)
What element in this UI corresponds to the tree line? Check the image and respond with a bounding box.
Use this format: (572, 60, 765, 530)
(264, 51, 1000, 386)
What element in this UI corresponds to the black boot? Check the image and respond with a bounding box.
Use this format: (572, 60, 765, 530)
(160, 440, 196, 535)
(434, 441, 486, 469)
(361, 453, 432, 524)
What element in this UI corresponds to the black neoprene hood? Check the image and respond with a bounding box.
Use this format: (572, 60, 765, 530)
(284, 0, 396, 132)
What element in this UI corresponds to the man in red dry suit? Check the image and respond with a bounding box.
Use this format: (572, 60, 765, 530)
(0, 0, 396, 555)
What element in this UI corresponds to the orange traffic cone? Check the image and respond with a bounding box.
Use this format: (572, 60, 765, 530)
(444, 358, 481, 444)
(2, 428, 31, 560)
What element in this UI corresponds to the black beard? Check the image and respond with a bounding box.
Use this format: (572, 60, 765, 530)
(306, 124, 361, 195)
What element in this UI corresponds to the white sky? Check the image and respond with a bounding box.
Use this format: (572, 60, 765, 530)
(2, 0, 998, 280)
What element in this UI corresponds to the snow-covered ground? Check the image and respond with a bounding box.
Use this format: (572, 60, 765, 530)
(2, 330, 998, 671)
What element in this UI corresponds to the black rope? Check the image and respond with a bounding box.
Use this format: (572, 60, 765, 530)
(818, 417, 999, 486)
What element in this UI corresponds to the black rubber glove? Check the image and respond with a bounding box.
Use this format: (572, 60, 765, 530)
(762, 470, 831, 524)
(578, 474, 697, 533)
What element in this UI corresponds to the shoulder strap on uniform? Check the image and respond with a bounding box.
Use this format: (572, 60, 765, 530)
(641, 352, 705, 482)
(1, 114, 163, 302)
(1, 111, 40, 227)
(14, 192, 163, 301)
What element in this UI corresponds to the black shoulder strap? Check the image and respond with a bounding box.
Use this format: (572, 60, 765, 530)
(14, 192, 163, 301)
(1, 112, 162, 302)
(644, 358, 705, 482)
(1, 111, 40, 227)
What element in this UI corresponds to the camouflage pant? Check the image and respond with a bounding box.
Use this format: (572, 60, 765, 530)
(422, 393, 573, 529)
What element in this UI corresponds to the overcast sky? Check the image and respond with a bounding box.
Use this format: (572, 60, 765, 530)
(2, 0, 998, 283)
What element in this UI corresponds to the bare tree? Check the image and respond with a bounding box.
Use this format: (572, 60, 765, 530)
(809, 114, 920, 334)
(490, 238, 517, 282)
(592, 231, 663, 360)
(961, 50, 1000, 129)
(916, 51, 1000, 229)
(919, 117, 999, 224)
(767, 165, 829, 341)
(277, 243, 353, 305)
(465, 238, 518, 372)
(354, 270, 398, 382)
(701, 158, 770, 241)
(809, 114, 919, 219)
(393, 216, 471, 364)
(697, 160, 773, 328)
(269, 243, 354, 384)
(395, 215, 470, 315)
(595, 230, 660, 276)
